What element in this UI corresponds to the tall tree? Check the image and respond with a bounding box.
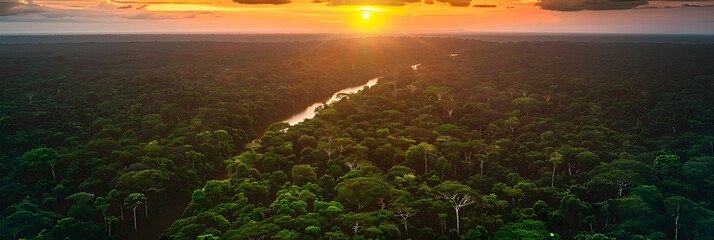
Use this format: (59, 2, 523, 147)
(18, 147, 60, 183)
(115, 169, 170, 220)
(406, 142, 437, 175)
(547, 150, 564, 188)
(665, 196, 696, 240)
(124, 193, 146, 231)
(392, 203, 417, 233)
(336, 176, 391, 211)
(433, 181, 478, 234)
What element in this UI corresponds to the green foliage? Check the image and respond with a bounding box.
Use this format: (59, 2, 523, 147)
(1, 39, 445, 239)
(574, 233, 616, 240)
(3, 40, 713, 240)
(405, 142, 437, 174)
(653, 154, 680, 173)
(50, 217, 101, 239)
(16, 147, 60, 183)
(291, 164, 317, 184)
(493, 220, 558, 240)
(464, 226, 488, 240)
(336, 176, 392, 211)
(170, 41, 714, 240)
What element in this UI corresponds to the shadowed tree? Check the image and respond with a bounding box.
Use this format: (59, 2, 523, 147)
(512, 97, 541, 116)
(426, 86, 452, 102)
(65, 192, 96, 220)
(124, 193, 146, 231)
(503, 117, 520, 134)
(547, 150, 564, 188)
(406, 85, 418, 95)
(664, 196, 702, 240)
(336, 176, 391, 211)
(406, 142, 437, 175)
(115, 169, 169, 220)
(291, 164, 317, 184)
(587, 159, 655, 198)
(391, 202, 418, 233)
(18, 147, 61, 183)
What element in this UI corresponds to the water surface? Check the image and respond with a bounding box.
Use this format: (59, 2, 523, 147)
(283, 63, 423, 125)
(283, 77, 380, 125)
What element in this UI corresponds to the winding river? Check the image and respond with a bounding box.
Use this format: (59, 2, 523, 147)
(282, 63, 422, 126)
(282, 77, 381, 126)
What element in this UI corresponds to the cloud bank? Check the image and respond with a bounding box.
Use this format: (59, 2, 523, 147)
(473, 4, 497, 8)
(0, 0, 45, 16)
(435, 0, 471, 7)
(316, 0, 418, 6)
(537, 0, 649, 11)
(234, 0, 291, 4)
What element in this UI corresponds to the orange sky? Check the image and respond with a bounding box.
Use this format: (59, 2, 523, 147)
(0, 0, 713, 33)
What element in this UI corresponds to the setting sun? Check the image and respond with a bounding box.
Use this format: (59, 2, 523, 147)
(352, 6, 387, 32)
(361, 11, 371, 21)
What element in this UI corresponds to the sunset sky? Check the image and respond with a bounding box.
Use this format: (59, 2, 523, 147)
(1, 0, 713, 34)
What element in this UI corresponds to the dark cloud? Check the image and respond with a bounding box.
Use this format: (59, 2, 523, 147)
(117, 5, 133, 9)
(680, 3, 714, 7)
(538, 0, 649, 11)
(0, 0, 45, 16)
(0, 1, 21, 12)
(233, 0, 292, 4)
(435, 0, 470, 7)
(136, 5, 147, 10)
(473, 4, 496, 7)
(657, 2, 714, 9)
(314, 0, 476, 6)
(112, 1, 213, 4)
(312, 0, 481, 7)
(314, 0, 416, 6)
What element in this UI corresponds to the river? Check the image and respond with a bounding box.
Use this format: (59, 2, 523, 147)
(282, 77, 381, 126)
(282, 63, 422, 126)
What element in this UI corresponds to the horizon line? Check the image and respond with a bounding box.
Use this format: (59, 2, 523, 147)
(1, 31, 714, 36)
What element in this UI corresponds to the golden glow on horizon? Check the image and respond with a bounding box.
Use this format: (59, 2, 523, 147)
(6, 0, 708, 34)
(356, 6, 386, 12)
(17, 0, 567, 34)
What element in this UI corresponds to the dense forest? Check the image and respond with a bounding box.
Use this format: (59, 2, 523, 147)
(0, 38, 483, 239)
(166, 42, 714, 240)
(1, 38, 713, 240)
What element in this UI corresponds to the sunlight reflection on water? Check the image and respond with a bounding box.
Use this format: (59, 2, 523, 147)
(283, 63, 422, 126)
(283, 77, 380, 126)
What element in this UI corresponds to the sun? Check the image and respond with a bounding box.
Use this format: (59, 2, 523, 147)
(352, 7, 386, 32)
(361, 11, 372, 21)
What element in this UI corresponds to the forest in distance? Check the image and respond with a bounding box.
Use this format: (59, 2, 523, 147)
(0, 37, 713, 240)
(2, 33, 714, 44)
